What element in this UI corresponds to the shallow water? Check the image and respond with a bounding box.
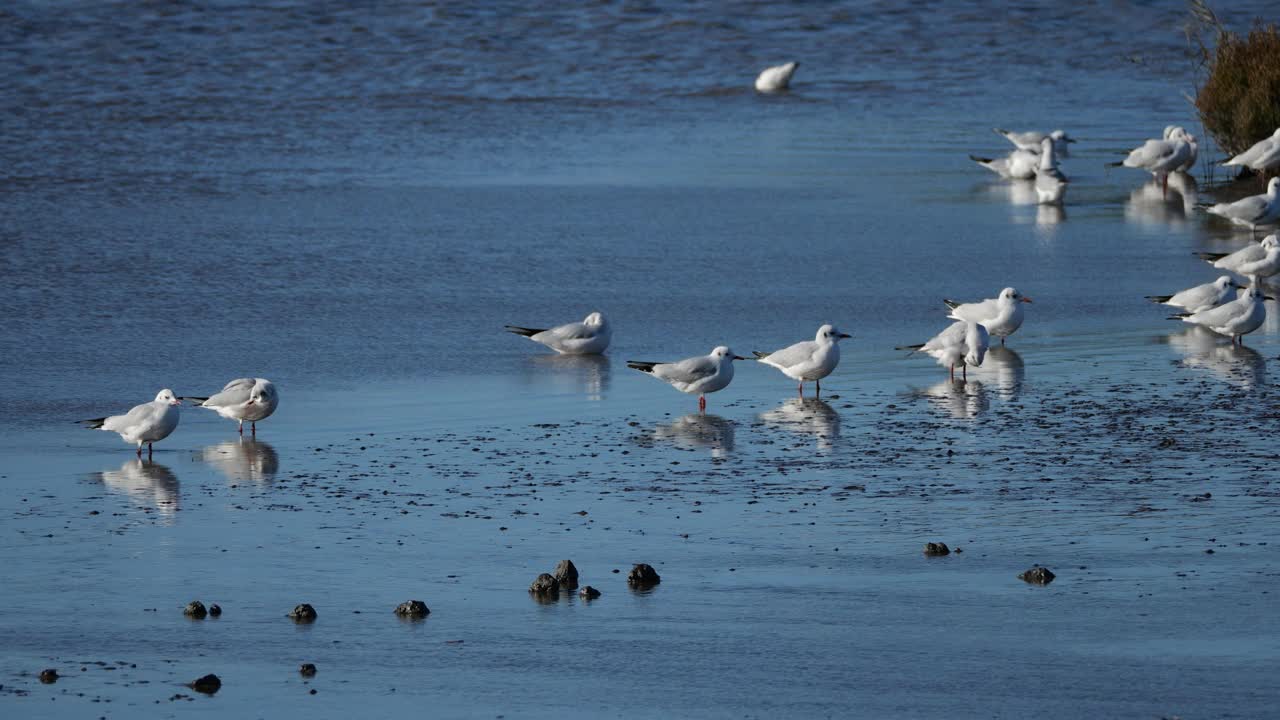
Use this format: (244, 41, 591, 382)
(2, 1, 1280, 717)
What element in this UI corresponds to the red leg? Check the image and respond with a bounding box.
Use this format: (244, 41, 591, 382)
(949, 365, 955, 381)
(698, 395, 706, 412)
(238, 420, 244, 436)
(251, 422, 257, 436)
(797, 381, 803, 397)
(136, 445, 143, 457)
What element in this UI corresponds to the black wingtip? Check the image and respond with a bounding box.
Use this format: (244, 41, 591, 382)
(626, 361, 658, 373)
(78, 417, 107, 429)
(968, 154, 993, 164)
(178, 396, 209, 403)
(751, 351, 770, 360)
(943, 299, 960, 310)
(1195, 252, 1227, 262)
(894, 344, 925, 352)
(1104, 161, 1124, 168)
(504, 325, 545, 338)
(1145, 295, 1173, 303)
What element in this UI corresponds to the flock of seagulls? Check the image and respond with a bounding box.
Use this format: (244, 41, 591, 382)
(82, 378, 278, 456)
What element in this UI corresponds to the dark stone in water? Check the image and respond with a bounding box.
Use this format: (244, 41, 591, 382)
(394, 600, 430, 618)
(190, 674, 221, 694)
(529, 573, 559, 594)
(923, 542, 951, 556)
(208, 604, 222, 617)
(39, 669, 58, 684)
(627, 563, 661, 587)
(1018, 567, 1056, 585)
(579, 585, 601, 600)
(184, 601, 207, 619)
(299, 663, 317, 677)
(289, 603, 318, 622)
(553, 559, 579, 589)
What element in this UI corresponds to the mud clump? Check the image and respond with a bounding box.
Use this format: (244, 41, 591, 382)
(579, 585, 601, 600)
(190, 674, 221, 694)
(1018, 566, 1056, 585)
(288, 604, 318, 622)
(184, 601, 208, 619)
(627, 563, 661, 588)
(208, 604, 222, 617)
(394, 600, 430, 618)
(553, 559, 579, 589)
(299, 663, 317, 677)
(529, 573, 559, 595)
(923, 542, 951, 556)
(38, 669, 58, 684)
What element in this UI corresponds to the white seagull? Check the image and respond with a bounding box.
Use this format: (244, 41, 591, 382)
(81, 389, 182, 456)
(943, 287, 1032, 346)
(755, 61, 798, 93)
(183, 378, 279, 436)
(1146, 276, 1244, 313)
(897, 321, 990, 381)
(995, 128, 1076, 158)
(1034, 137, 1068, 204)
(1164, 126, 1199, 172)
(1111, 128, 1193, 191)
(1172, 282, 1270, 345)
(1202, 177, 1280, 230)
(970, 149, 1040, 180)
(1223, 127, 1280, 173)
(1198, 234, 1280, 278)
(627, 346, 746, 411)
(752, 324, 851, 396)
(505, 311, 611, 355)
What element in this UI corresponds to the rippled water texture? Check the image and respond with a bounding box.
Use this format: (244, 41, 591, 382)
(2, 1, 1279, 718)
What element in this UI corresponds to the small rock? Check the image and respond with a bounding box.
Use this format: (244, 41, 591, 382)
(190, 674, 221, 694)
(184, 601, 207, 619)
(208, 604, 222, 617)
(579, 586, 601, 600)
(299, 663, 317, 677)
(923, 542, 950, 556)
(393, 600, 430, 618)
(289, 604, 318, 622)
(529, 573, 559, 594)
(627, 563, 661, 587)
(553, 559, 579, 589)
(1018, 566, 1056, 585)
(39, 669, 58, 684)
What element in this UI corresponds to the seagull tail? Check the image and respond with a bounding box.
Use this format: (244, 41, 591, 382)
(178, 396, 209, 404)
(1144, 295, 1174, 304)
(626, 361, 659, 373)
(993, 128, 1010, 138)
(78, 417, 107, 429)
(504, 325, 546, 338)
(1167, 313, 1191, 320)
(969, 154, 994, 165)
(942, 299, 961, 310)
(1195, 252, 1227, 262)
(894, 343, 925, 356)
(751, 350, 771, 360)
(1104, 160, 1125, 168)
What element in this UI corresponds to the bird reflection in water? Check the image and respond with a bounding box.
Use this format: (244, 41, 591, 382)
(91, 459, 180, 518)
(199, 439, 279, 483)
(1166, 325, 1267, 389)
(971, 346, 1025, 401)
(642, 413, 734, 457)
(757, 398, 840, 449)
(523, 354, 610, 401)
(1125, 173, 1197, 227)
(906, 379, 990, 419)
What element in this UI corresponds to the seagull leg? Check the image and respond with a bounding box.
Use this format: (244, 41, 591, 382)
(816, 379, 821, 396)
(251, 422, 257, 436)
(698, 394, 706, 412)
(962, 364, 968, 381)
(238, 420, 244, 436)
(797, 380, 804, 397)
(1001, 337, 1006, 347)
(136, 444, 143, 457)
(949, 365, 955, 382)
(147, 442, 153, 458)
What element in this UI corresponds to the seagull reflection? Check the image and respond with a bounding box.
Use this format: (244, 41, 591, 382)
(757, 398, 840, 449)
(522, 354, 611, 401)
(1036, 203, 1065, 228)
(199, 439, 279, 483)
(905, 379, 989, 419)
(976, 178, 1038, 206)
(642, 413, 734, 456)
(972, 347, 1025, 400)
(1125, 173, 1196, 227)
(92, 459, 180, 517)
(1166, 326, 1267, 388)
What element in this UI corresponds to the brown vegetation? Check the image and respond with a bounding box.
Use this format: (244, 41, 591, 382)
(1189, 1, 1280, 157)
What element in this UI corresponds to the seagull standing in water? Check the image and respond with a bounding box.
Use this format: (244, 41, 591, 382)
(1198, 234, 1280, 278)
(1202, 178, 1280, 231)
(505, 311, 611, 355)
(1222, 127, 1280, 175)
(81, 389, 182, 456)
(970, 148, 1041, 180)
(1111, 128, 1193, 193)
(1034, 137, 1068, 205)
(1172, 282, 1270, 345)
(995, 128, 1076, 158)
(627, 346, 746, 411)
(755, 61, 798, 93)
(1146, 276, 1244, 313)
(943, 287, 1032, 346)
(183, 378, 279, 436)
(752, 324, 851, 396)
(897, 321, 990, 381)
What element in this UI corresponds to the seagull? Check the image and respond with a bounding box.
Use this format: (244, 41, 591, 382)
(1202, 177, 1280, 230)
(627, 346, 745, 411)
(1164, 126, 1198, 172)
(505, 311, 611, 355)
(970, 149, 1040, 180)
(1146, 276, 1245, 313)
(182, 378, 279, 436)
(1110, 128, 1193, 192)
(897, 321, 990, 381)
(1198, 234, 1280, 277)
(81, 389, 182, 456)
(995, 128, 1076, 158)
(1034, 137, 1068, 204)
(1171, 282, 1270, 345)
(943, 287, 1032, 346)
(752, 324, 851, 396)
(1223, 127, 1280, 173)
(755, 61, 798, 93)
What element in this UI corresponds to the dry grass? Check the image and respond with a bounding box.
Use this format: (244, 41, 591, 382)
(1189, 1, 1280, 157)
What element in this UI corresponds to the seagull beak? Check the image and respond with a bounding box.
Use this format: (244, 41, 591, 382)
(732, 355, 748, 361)
(837, 333, 852, 339)
(171, 399, 182, 406)
(1266, 296, 1277, 301)
(1066, 138, 1077, 143)
(1020, 297, 1033, 304)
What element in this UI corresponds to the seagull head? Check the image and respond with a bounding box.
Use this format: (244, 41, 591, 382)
(1000, 287, 1033, 304)
(1267, 178, 1280, 196)
(583, 311, 607, 327)
(1217, 275, 1245, 291)
(816, 324, 851, 342)
(1050, 129, 1075, 144)
(711, 346, 747, 362)
(1261, 234, 1280, 250)
(156, 389, 181, 406)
